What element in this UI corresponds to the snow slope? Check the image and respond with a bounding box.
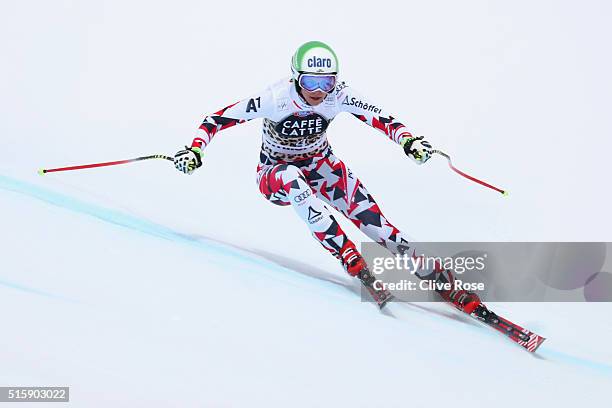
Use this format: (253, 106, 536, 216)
(2, 0, 612, 406)
(1, 174, 611, 407)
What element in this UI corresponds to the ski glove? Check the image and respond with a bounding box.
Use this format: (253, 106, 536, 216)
(174, 146, 202, 175)
(401, 136, 432, 165)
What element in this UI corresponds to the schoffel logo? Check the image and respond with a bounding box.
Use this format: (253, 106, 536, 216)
(342, 96, 381, 114)
(293, 190, 312, 204)
(274, 112, 330, 138)
(307, 57, 332, 68)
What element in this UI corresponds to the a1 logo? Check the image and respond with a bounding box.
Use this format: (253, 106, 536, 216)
(246, 96, 261, 113)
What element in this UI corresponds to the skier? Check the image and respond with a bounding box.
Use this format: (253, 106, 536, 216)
(174, 41, 480, 312)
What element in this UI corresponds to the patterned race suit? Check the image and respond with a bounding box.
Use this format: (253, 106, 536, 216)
(190, 77, 443, 279)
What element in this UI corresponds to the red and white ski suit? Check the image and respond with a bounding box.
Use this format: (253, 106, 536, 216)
(190, 77, 442, 279)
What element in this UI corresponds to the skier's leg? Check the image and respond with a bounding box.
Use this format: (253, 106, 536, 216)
(257, 162, 365, 276)
(305, 153, 478, 311)
(303, 152, 411, 255)
(341, 177, 479, 311)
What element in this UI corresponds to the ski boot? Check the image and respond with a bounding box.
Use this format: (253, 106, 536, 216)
(438, 287, 482, 315)
(339, 242, 393, 308)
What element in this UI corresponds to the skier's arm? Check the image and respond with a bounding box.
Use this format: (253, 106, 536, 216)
(174, 88, 273, 174)
(337, 83, 414, 145)
(190, 88, 274, 151)
(338, 83, 431, 164)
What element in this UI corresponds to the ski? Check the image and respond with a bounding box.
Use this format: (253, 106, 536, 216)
(358, 269, 394, 309)
(471, 305, 546, 352)
(362, 282, 394, 309)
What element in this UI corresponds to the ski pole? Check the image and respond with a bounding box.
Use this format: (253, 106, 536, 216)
(432, 150, 508, 196)
(38, 154, 173, 175)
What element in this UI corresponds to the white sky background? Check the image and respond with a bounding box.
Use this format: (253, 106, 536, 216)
(1, 0, 611, 260)
(1, 2, 612, 406)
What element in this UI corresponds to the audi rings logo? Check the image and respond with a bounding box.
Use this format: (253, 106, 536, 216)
(294, 190, 312, 203)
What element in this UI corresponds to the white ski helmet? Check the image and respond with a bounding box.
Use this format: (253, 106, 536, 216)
(291, 41, 339, 82)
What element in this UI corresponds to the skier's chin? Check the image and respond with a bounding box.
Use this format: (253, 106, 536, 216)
(302, 90, 327, 106)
